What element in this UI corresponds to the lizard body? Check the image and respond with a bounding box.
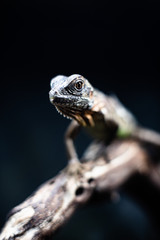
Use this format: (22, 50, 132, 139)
(49, 74, 160, 162)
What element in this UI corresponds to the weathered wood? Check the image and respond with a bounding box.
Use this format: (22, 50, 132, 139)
(1, 137, 158, 240)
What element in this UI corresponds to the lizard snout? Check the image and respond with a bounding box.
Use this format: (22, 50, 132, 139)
(49, 89, 59, 102)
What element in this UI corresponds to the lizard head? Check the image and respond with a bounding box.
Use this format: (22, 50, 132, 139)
(49, 74, 94, 122)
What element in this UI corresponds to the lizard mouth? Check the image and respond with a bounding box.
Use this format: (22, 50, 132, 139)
(50, 95, 89, 109)
(49, 94, 91, 122)
(51, 96, 72, 105)
(50, 96, 79, 108)
(50, 96, 81, 119)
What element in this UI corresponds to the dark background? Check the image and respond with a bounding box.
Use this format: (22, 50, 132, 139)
(1, 0, 160, 239)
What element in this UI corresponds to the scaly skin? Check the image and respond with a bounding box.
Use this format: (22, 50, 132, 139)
(49, 74, 138, 162)
(49, 74, 160, 162)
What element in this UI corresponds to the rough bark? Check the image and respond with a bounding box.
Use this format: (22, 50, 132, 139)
(0, 137, 160, 240)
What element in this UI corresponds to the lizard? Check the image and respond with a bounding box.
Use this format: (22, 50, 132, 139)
(49, 74, 160, 163)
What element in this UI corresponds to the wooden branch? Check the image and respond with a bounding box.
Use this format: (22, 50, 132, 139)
(0, 138, 159, 240)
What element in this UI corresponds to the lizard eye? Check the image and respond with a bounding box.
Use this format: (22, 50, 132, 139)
(75, 80, 84, 91)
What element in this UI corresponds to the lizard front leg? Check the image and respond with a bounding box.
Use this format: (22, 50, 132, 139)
(64, 120, 81, 163)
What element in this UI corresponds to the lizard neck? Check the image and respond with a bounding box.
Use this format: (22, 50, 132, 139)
(74, 90, 105, 127)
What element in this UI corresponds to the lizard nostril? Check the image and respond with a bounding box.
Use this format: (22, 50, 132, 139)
(49, 90, 58, 98)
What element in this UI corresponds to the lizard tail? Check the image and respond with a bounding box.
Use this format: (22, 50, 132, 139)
(132, 127, 160, 147)
(132, 127, 160, 164)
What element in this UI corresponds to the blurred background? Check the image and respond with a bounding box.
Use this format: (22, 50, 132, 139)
(1, 0, 160, 239)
